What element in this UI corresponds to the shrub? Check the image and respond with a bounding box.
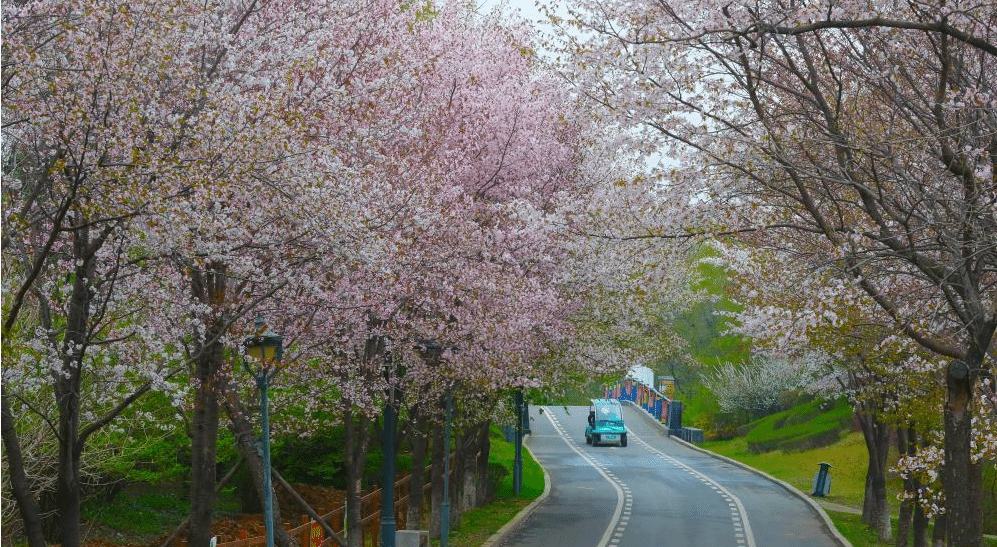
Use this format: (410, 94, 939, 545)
(703, 352, 825, 419)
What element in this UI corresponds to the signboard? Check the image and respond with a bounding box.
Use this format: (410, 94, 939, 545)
(657, 375, 675, 398)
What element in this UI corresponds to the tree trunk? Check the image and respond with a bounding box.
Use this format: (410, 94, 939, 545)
(452, 429, 467, 529)
(896, 425, 930, 547)
(461, 454, 476, 513)
(912, 502, 928, 547)
(932, 513, 946, 547)
(239, 465, 263, 513)
(52, 224, 98, 547)
(189, 336, 222, 547)
(475, 420, 491, 505)
(943, 358, 981, 547)
(462, 420, 489, 509)
(1, 387, 47, 547)
(188, 263, 227, 547)
(344, 406, 370, 547)
(856, 404, 891, 543)
(897, 494, 912, 545)
(897, 428, 913, 547)
(157, 458, 244, 547)
(54, 416, 82, 547)
(406, 410, 428, 529)
(458, 426, 475, 511)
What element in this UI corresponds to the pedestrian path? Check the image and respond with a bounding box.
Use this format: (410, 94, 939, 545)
(816, 501, 861, 515)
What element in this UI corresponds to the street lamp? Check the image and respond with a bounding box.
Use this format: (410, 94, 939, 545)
(244, 320, 283, 547)
(413, 341, 453, 547)
(442, 390, 453, 547)
(514, 390, 523, 495)
(380, 350, 399, 547)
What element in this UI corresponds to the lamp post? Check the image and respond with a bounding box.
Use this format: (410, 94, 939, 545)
(380, 350, 398, 547)
(414, 341, 454, 547)
(244, 320, 283, 547)
(441, 389, 453, 547)
(513, 390, 523, 495)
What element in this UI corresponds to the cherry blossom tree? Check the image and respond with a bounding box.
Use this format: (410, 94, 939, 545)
(718, 242, 951, 541)
(3, 2, 666, 547)
(1, 2, 215, 544)
(551, 0, 996, 543)
(251, 5, 630, 541)
(1, 0, 416, 543)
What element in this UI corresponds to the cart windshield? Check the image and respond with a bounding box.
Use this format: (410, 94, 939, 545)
(594, 404, 623, 425)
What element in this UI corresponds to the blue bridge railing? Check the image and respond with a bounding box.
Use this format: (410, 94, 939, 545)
(604, 376, 685, 438)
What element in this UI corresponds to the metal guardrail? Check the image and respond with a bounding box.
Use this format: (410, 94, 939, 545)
(680, 427, 704, 444)
(605, 377, 704, 444)
(606, 378, 676, 427)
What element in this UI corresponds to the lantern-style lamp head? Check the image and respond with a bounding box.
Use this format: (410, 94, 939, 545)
(245, 320, 283, 364)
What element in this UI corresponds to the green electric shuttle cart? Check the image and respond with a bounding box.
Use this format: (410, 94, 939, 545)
(585, 398, 627, 447)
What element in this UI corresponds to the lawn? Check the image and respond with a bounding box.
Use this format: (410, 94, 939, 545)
(439, 427, 545, 547)
(703, 430, 877, 509)
(702, 426, 997, 547)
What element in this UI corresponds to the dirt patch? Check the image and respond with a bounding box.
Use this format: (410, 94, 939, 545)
(278, 483, 347, 518)
(84, 484, 349, 547)
(199, 483, 345, 545)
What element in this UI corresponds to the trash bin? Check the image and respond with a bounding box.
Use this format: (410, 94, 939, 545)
(812, 462, 832, 497)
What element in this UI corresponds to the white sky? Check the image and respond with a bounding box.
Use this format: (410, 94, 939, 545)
(475, 0, 549, 27)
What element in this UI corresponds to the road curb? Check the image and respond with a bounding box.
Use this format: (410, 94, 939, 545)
(480, 431, 552, 547)
(623, 401, 853, 547)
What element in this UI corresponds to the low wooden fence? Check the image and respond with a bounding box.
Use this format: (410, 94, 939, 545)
(200, 467, 437, 547)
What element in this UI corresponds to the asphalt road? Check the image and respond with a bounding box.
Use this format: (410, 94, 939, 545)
(495, 404, 845, 547)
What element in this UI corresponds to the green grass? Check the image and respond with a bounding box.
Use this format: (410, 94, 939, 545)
(437, 427, 545, 547)
(704, 430, 875, 508)
(81, 489, 191, 542)
(825, 511, 997, 547)
(741, 398, 853, 453)
(825, 511, 882, 547)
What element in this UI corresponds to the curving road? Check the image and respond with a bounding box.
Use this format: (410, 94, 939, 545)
(495, 404, 845, 547)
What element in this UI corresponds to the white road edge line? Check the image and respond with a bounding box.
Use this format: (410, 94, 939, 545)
(629, 429, 757, 547)
(542, 407, 625, 547)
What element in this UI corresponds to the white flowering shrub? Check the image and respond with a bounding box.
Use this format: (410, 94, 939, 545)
(703, 351, 827, 417)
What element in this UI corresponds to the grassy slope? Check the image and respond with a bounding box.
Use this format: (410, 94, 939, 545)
(704, 430, 873, 508)
(741, 398, 853, 452)
(702, 408, 997, 547)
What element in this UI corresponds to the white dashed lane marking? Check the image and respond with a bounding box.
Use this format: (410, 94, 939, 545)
(543, 409, 633, 547)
